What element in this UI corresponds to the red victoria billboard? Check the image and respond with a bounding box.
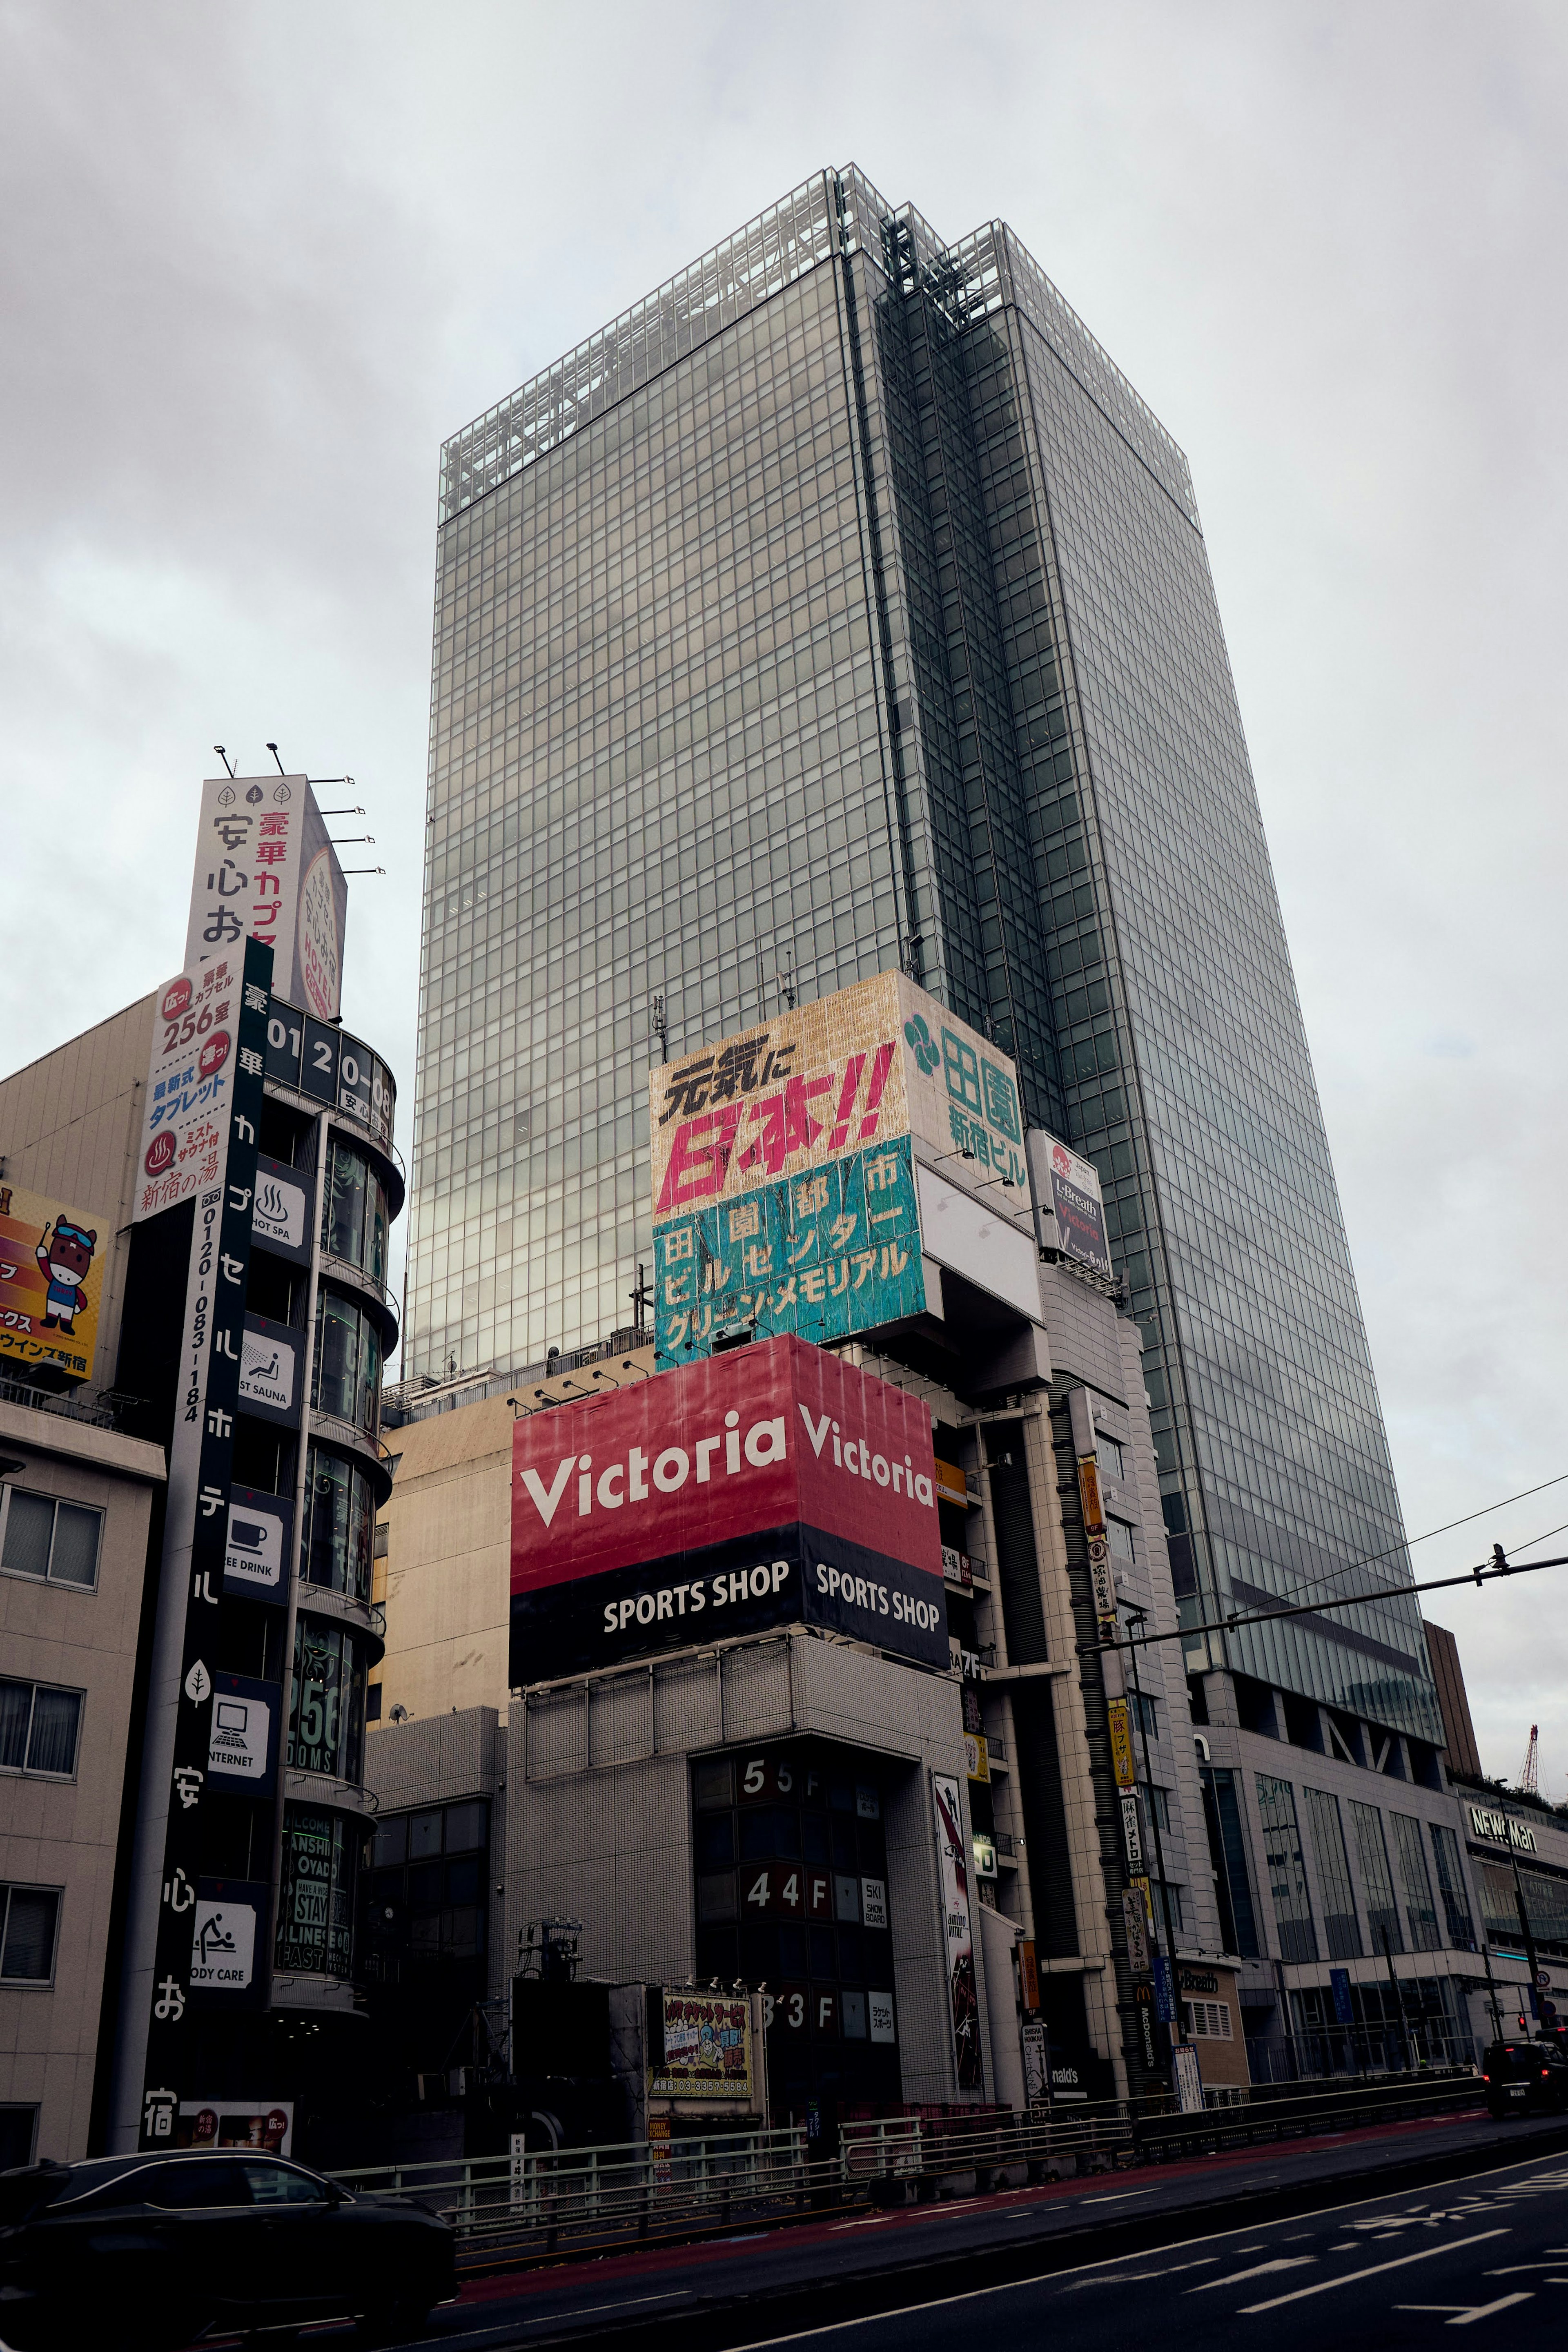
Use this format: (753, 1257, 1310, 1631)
(510, 1334, 948, 1683)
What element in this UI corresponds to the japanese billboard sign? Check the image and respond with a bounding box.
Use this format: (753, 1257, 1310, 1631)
(649, 974, 1028, 1360)
(185, 775, 347, 1022)
(509, 1333, 947, 1684)
(654, 1135, 927, 1359)
(1107, 1696, 1136, 1792)
(651, 1992, 753, 2099)
(650, 971, 1027, 1220)
(138, 939, 272, 2130)
(133, 958, 249, 1223)
(0, 1180, 110, 1384)
(1027, 1129, 1112, 1280)
(932, 1772, 982, 2090)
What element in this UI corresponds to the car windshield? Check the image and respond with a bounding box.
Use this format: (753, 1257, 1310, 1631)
(1489, 2045, 1547, 2078)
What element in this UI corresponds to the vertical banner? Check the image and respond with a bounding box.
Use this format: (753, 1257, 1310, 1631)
(1018, 1938, 1040, 2013)
(1121, 1888, 1151, 1975)
(1107, 1697, 1136, 1792)
(139, 937, 273, 2147)
(185, 776, 346, 1021)
(1171, 2042, 1204, 2114)
(932, 1772, 981, 2091)
(1152, 1952, 1176, 2025)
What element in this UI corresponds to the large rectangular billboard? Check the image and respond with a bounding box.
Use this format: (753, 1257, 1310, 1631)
(649, 973, 1029, 1360)
(185, 775, 347, 1022)
(653, 1134, 926, 1359)
(0, 1180, 111, 1384)
(509, 1334, 947, 1684)
(1027, 1129, 1112, 1280)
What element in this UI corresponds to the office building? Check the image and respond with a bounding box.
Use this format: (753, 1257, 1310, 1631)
(406, 164, 1440, 1790)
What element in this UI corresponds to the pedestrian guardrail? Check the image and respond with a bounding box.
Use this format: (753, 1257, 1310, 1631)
(326, 2066, 1484, 2275)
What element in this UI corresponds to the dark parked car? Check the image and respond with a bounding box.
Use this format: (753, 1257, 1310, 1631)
(0, 2149, 455, 2350)
(1482, 2038, 1568, 2119)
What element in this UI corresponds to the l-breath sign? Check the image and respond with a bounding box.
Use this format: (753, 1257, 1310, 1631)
(510, 1334, 948, 1683)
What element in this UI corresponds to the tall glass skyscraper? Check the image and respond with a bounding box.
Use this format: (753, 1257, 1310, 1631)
(407, 167, 1439, 1743)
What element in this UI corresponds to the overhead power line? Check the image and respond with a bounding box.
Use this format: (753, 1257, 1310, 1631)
(1105, 1545, 1568, 1658)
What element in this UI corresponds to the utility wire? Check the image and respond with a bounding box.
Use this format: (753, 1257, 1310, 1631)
(1189, 1467, 1568, 1621)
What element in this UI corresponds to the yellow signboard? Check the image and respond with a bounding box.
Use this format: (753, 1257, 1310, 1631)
(1107, 1696, 1136, 1792)
(964, 1732, 991, 1784)
(1077, 1456, 1105, 1535)
(0, 1182, 110, 1384)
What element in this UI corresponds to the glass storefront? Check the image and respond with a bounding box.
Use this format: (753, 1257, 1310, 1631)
(321, 1135, 390, 1289)
(302, 1444, 374, 1602)
(311, 1288, 382, 1433)
(287, 1617, 368, 1783)
(276, 1804, 356, 1977)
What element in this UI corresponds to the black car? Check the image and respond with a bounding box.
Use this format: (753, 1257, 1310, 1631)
(1482, 2038, 1568, 2119)
(0, 2149, 455, 2350)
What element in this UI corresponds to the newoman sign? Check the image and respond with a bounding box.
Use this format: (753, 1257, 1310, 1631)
(510, 1334, 947, 1683)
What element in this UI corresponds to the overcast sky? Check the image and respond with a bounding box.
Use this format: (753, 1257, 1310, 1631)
(3, 1, 1564, 1788)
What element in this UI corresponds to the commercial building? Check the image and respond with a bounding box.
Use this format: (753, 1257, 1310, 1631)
(0, 1390, 165, 2166)
(1, 774, 402, 2162)
(370, 981, 1241, 2136)
(405, 163, 1442, 1835)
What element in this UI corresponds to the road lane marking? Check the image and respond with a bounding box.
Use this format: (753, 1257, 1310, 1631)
(1066, 2259, 1218, 2287)
(1395, 2293, 1534, 2325)
(519, 2290, 693, 2323)
(1188, 2258, 1314, 2292)
(1238, 2231, 1510, 2313)
(1084, 2189, 1155, 2203)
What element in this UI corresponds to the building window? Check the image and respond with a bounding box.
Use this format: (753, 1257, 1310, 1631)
(1348, 1801, 1403, 1955)
(1254, 1773, 1318, 1964)
(1200, 1766, 1260, 1959)
(276, 1807, 356, 1978)
(311, 1290, 382, 1434)
(1095, 1433, 1125, 1481)
(1182, 1999, 1232, 2040)
(1428, 1822, 1475, 1949)
(0, 2105, 38, 2167)
(0, 1886, 60, 1984)
(1389, 1812, 1442, 1953)
(0, 1680, 82, 1778)
(1130, 1690, 1158, 1737)
(1303, 1786, 1363, 1960)
(0, 1487, 102, 1589)
(302, 1445, 374, 1601)
(363, 1800, 490, 1975)
(1107, 1517, 1136, 1563)
(321, 1137, 390, 1289)
(287, 1619, 368, 1782)
(1138, 1782, 1172, 1836)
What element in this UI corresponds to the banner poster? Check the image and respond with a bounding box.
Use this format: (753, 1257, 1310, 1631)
(932, 1771, 982, 2091)
(185, 775, 346, 1021)
(138, 936, 272, 2145)
(649, 970, 1027, 1231)
(651, 1992, 752, 2099)
(509, 1333, 947, 1684)
(1027, 1130, 1113, 1280)
(1172, 2041, 1205, 2114)
(1121, 1886, 1152, 1975)
(1107, 1696, 1136, 1792)
(0, 1179, 111, 1383)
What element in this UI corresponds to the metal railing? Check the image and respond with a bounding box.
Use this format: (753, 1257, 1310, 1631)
(326, 2067, 1486, 2275)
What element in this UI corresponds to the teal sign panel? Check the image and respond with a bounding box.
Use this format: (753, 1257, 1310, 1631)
(654, 1135, 925, 1363)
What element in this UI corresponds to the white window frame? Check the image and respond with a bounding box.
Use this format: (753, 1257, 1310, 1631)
(1182, 1998, 1233, 2040)
(0, 1884, 63, 1986)
(0, 1483, 104, 1592)
(0, 1678, 84, 1781)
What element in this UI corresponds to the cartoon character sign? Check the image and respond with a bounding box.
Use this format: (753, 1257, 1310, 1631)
(0, 1184, 109, 1381)
(36, 1216, 97, 1335)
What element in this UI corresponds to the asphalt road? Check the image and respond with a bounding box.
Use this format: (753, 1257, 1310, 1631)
(383, 2111, 1568, 2352)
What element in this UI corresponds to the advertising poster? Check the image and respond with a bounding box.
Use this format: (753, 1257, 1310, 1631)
(131, 959, 248, 1223)
(653, 1134, 928, 1360)
(185, 775, 347, 1022)
(509, 1333, 947, 1683)
(932, 1771, 982, 2091)
(1171, 2042, 1205, 2114)
(1107, 1697, 1136, 1792)
(0, 1179, 110, 1383)
(1122, 1886, 1151, 1974)
(651, 1991, 752, 2099)
(649, 971, 1027, 1228)
(174, 2098, 292, 2155)
(1027, 1130, 1113, 1280)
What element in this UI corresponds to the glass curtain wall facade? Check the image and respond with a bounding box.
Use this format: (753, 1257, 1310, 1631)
(409, 164, 1437, 1740)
